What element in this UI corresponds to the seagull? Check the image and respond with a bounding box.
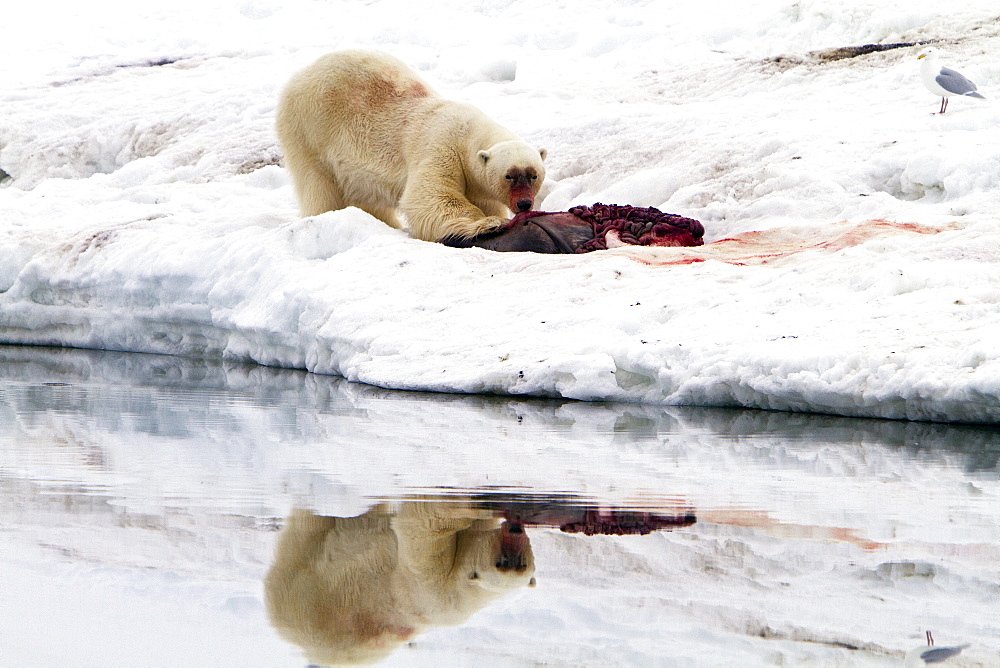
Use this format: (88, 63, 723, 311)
(917, 47, 986, 114)
(904, 630, 971, 666)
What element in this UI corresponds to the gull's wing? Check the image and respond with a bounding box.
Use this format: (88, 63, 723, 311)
(936, 66, 979, 96)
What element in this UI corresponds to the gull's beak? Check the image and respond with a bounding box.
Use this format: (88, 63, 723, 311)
(917, 54, 926, 60)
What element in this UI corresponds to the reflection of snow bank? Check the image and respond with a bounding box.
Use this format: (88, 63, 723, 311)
(4, 347, 999, 516)
(3, 0, 1000, 424)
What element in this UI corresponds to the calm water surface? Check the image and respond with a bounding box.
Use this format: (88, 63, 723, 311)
(2, 346, 998, 666)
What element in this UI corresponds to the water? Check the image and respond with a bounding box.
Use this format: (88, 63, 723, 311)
(1, 345, 998, 666)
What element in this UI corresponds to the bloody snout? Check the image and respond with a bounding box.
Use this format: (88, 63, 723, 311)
(509, 185, 535, 214)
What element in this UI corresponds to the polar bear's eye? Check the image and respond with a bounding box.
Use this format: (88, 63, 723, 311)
(505, 175, 513, 180)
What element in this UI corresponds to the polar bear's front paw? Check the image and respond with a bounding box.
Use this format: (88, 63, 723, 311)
(474, 216, 511, 236)
(437, 215, 511, 243)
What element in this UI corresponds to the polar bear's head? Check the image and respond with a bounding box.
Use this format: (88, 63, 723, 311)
(477, 140, 547, 214)
(456, 520, 537, 593)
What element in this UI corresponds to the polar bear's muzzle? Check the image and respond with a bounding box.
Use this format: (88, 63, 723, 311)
(497, 520, 530, 571)
(505, 167, 540, 213)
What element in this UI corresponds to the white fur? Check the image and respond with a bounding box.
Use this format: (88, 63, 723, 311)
(264, 504, 536, 665)
(275, 50, 547, 241)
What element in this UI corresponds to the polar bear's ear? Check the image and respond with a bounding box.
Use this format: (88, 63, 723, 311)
(538, 148, 547, 161)
(478, 150, 491, 164)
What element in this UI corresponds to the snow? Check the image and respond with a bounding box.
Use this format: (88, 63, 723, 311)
(2, 0, 1000, 425)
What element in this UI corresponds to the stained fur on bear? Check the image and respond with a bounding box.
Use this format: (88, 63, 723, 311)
(275, 50, 547, 242)
(264, 503, 536, 665)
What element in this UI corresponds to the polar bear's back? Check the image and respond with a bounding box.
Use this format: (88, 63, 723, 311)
(277, 50, 436, 157)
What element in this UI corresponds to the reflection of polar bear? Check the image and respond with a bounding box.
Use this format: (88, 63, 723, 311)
(264, 503, 536, 665)
(275, 49, 547, 242)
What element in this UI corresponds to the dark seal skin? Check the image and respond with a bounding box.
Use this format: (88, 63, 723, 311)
(442, 203, 704, 254)
(442, 211, 594, 253)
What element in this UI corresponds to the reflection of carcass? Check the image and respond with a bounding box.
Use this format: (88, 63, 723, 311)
(510, 506, 696, 536)
(553, 508, 697, 535)
(478, 495, 697, 536)
(264, 503, 535, 666)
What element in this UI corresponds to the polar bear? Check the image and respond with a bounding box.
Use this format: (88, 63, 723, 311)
(275, 49, 547, 242)
(264, 503, 536, 665)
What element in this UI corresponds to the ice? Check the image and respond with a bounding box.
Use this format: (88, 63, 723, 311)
(2, 0, 1000, 424)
